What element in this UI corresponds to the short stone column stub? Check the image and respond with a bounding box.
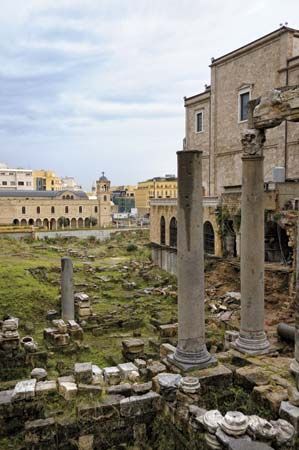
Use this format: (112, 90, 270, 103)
(168, 150, 215, 371)
(61, 256, 75, 321)
(233, 129, 270, 355)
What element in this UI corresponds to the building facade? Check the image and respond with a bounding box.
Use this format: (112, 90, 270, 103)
(33, 170, 62, 191)
(0, 190, 99, 229)
(0, 163, 34, 191)
(135, 176, 177, 217)
(150, 26, 299, 273)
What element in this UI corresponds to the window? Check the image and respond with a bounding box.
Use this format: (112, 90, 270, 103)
(195, 111, 203, 133)
(239, 91, 250, 122)
(95, 206, 98, 213)
(160, 216, 166, 245)
(2, 181, 7, 186)
(10, 181, 16, 186)
(18, 181, 24, 186)
(37, 207, 40, 214)
(22, 207, 26, 214)
(26, 182, 31, 186)
(65, 206, 69, 214)
(79, 206, 83, 213)
(51, 206, 55, 214)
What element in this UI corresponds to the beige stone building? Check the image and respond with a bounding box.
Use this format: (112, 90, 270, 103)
(135, 176, 177, 217)
(33, 170, 62, 191)
(151, 26, 299, 273)
(0, 174, 112, 230)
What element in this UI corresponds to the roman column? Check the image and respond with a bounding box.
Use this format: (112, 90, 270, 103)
(169, 150, 215, 370)
(234, 129, 270, 354)
(61, 257, 75, 321)
(290, 220, 299, 376)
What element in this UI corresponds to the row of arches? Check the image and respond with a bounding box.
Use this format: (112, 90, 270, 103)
(160, 216, 177, 248)
(159, 215, 291, 263)
(13, 217, 96, 230)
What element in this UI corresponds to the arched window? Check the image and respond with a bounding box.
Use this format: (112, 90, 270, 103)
(79, 206, 83, 213)
(95, 206, 98, 213)
(160, 216, 166, 245)
(65, 206, 69, 214)
(37, 207, 40, 214)
(104, 195, 107, 202)
(204, 221, 215, 255)
(51, 206, 55, 214)
(169, 217, 177, 248)
(22, 206, 26, 214)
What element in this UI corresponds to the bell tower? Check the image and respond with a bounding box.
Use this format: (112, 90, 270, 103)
(96, 172, 112, 228)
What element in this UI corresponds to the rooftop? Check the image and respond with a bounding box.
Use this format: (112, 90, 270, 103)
(0, 190, 89, 199)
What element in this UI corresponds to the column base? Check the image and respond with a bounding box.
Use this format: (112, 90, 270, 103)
(290, 359, 299, 376)
(168, 345, 217, 372)
(231, 331, 270, 355)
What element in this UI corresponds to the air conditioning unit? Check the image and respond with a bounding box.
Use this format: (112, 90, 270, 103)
(272, 167, 285, 183)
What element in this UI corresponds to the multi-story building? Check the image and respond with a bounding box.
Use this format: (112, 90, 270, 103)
(33, 170, 62, 191)
(0, 163, 34, 191)
(0, 174, 112, 229)
(61, 176, 82, 191)
(111, 185, 136, 213)
(135, 176, 177, 217)
(150, 26, 299, 274)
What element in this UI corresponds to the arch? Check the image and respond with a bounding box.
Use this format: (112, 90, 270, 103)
(36, 207, 40, 214)
(50, 218, 56, 230)
(169, 217, 177, 248)
(66, 195, 70, 200)
(204, 221, 215, 255)
(85, 217, 90, 228)
(160, 216, 166, 245)
(78, 217, 84, 228)
(43, 218, 49, 229)
(65, 218, 70, 228)
(13, 219, 19, 226)
(265, 221, 292, 264)
(36, 219, 42, 227)
(71, 218, 77, 229)
(28, 218, 35, 226)
(224, 220, 237, 257)
(20, 219, 27, 227)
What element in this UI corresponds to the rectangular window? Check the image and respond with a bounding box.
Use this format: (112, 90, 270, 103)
(239, 91, 250, 122)
(195, 111, 203, 133)
(18, 181, 24, 186)
(10, 181, 16, 186)
(2, 181, 7, 186)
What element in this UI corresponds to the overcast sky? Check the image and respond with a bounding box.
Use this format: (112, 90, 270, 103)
(0, 1, 298, 189)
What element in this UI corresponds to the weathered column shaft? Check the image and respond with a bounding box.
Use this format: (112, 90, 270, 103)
(61, 257, 74, 321)
(291, 221, 299, 375)
(170, 150, 214, 370)
(234, 129, 270, 354)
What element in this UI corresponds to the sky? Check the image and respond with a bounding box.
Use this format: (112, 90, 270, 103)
(0, 0, 298, 190)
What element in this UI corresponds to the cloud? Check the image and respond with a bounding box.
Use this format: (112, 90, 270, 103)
(0, 0, 298, 187)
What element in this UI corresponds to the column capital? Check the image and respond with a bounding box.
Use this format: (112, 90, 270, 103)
(241, 128, 265, 158)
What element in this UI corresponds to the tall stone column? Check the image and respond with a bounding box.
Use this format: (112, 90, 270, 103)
(234, 129, 270, 354)
(61, 257, 75, 321)
(290, 220, 299, 375)
(169, 150, 215, 370)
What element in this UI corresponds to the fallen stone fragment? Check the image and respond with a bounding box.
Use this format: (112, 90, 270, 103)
(31, 367, 47, 381)
(117, 362, 139, 381)
(103, 366, 121, 385)
(220, 411, 249, 436)
(74, 362, 93, 384)
(247, 415, 277, 441)
(35, 380, 57, 397)
(279, 401, 299, 433)
(12, 379, 36, 401)
(92, 365, 103, 385)
(59, 381, 78, 400)
(147, 361, 166, 378)
(270, 418, 295, 447)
